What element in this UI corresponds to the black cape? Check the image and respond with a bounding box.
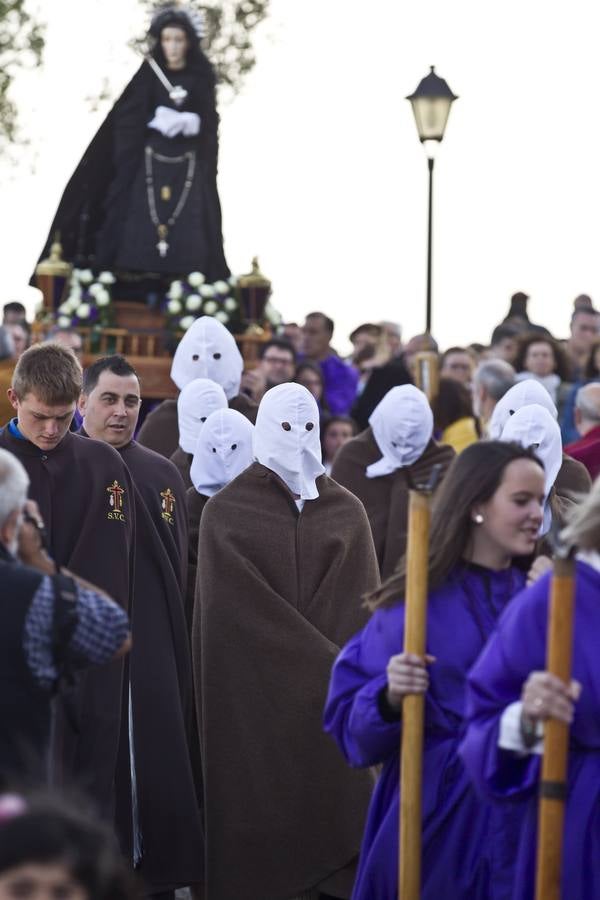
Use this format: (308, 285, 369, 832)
(34, 59, 228, 279)
(0, 427, 134, 814)
(113, 439, 202, 892)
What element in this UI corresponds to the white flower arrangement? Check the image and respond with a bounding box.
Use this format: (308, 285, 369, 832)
(179, 315, 196, 330)
(213, 280, 229, 295)
(187, 271, 205, 287)
(76, 303, 91, 319)
(214, 310, 229, 324)
(53, 268, 116, 328)
(224, 297, 237, 312)
(203, 299, 218, 315)
(199, 284, 215, 298)
(186, 294, 202, 311)
(168, 299, 183, 315)
(167, 280, 184, 301)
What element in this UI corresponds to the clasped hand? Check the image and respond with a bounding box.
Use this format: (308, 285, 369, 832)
(386, 652, 435, 712)
(148, 105, 201, 138)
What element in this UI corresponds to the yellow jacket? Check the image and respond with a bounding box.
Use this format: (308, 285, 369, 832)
(441, 416, 479, 455)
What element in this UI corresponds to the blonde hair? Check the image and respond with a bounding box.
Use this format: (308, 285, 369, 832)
(561, 479, 600, 551)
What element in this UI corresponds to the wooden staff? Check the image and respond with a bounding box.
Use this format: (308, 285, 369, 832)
(413, 351, 439, 404)
(399, 467, 440, 900)
(534, 552, 576, 900)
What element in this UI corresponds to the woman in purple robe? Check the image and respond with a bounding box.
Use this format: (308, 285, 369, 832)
(460, 479, 600, 900)
(323, 441, 546, 899)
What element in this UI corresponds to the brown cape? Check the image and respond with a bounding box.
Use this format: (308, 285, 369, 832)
(331, 429, 455, 578)
(137, 394, 258, 459)
(194, 463, 380, 900)
(170, 445, 193, 491)
(115, 440, 203, 892)
(185, 486, 209, 630)
(0, 426, 134, 814)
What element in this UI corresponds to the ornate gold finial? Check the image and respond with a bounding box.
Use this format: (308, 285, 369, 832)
(35, 233, 72, 278)
(238, 256, 271, 291)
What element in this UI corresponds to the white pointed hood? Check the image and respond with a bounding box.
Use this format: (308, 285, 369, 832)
(253, 383, 325, 501)
(488, 379, 558, 440)
(177, 378, 228, 453)
(170, 316, 243, 398)
(366, 385, 433, 479)
(500, 403, 562, 535)
(190, 408, 254, 498)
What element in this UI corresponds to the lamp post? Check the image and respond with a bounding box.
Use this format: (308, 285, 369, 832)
(407, 66, 457, 333)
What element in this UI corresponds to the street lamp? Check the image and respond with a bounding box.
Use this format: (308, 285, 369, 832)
(407, 66, 457, 333)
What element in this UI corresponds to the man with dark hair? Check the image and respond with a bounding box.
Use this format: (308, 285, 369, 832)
(303, 312, 358, 415)
(489, 323, 519, 364)
(0, 343, 134, 817)
(563, 306, 600, 381)
(79, 355, 202, 896)
(440, 346, 474, 386)
(2, 301, 27, 325)
(242, 338, 297, 404)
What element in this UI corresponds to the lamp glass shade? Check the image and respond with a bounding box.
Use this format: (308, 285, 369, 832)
(409, 96, 453, 142)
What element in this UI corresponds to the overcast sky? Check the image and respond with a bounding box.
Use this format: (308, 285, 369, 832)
(3, 0, 600, 352)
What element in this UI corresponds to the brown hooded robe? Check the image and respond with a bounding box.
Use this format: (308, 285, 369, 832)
(113, 440, 203, 893)
(0, 426, 133, 813)
(137, 394, 258, 459)
(331, 428, 455, 578)
(194, 463, 380, 900)
(185, 486, 209, 629)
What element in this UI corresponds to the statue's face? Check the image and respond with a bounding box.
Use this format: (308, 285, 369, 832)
(161, 26, 189, 69)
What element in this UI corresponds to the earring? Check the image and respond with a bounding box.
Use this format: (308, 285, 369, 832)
(473, 514, 484, 524)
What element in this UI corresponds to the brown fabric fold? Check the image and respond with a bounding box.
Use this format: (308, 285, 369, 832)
(331, 428, 455, 578)
(193, 463, 379, 900)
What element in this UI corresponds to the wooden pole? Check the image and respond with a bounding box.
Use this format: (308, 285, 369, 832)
(413, 351, 440, 405)
(399, 488, 433, 900)
(534, 555, 576, 900)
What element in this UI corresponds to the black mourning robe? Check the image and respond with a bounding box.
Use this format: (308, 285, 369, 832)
(194, 464, 380, 900)
(0, 427, 134, 813)
(137, 394, 257, 459)
(114, 439, 202, 892)
(33, 57, 228, 279)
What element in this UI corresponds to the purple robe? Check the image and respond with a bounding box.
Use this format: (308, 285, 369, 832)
(460, 560, 600, 900)
(319, 355, 359, 415)
(323, 563, 526, 900)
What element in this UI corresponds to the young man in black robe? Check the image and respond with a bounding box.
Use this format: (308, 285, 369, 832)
(79, 354, 202, 899)
(0, 343, 134, 816)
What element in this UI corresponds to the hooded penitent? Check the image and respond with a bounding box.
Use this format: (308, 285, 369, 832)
(170, 316, 243, 398)
(488, 379, 558, 440)
(190, 407, 253, 497)
(500, 403, 562, 535)
(332, 386, 454, 578)
(177, 378, 228, 454)
(253, 383, 326, 501)
(366, 385, 433, 478)
(185, 409, 254, 622)
(192, 382, 380, 899)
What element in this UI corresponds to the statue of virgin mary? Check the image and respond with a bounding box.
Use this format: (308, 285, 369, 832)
(35, 5, 229, 282)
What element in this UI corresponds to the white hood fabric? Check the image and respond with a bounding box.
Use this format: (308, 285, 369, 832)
(177, 378, 228, 453)
(253, 383, 325, 501)
(190, 409, 254, 498)
(366, 385, 433, 479)
(170, 316, 243, 398)
(500, 403, 563, 535)
(488, 380, 558, 440)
